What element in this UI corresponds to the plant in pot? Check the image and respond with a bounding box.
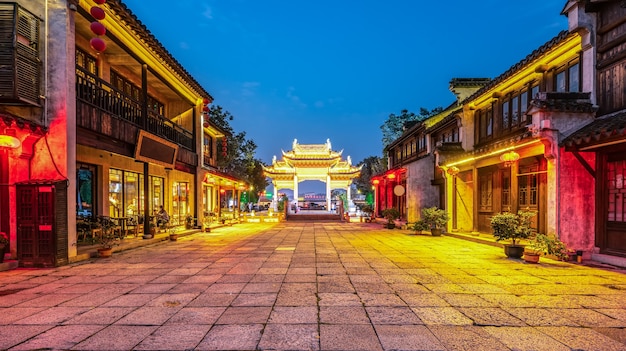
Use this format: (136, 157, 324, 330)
(421, 207, 449, 236)
(409, 220, 429, 235)
(382, 208, 400, 229)
(0, 232, 8, 263)
(524, 233, 569, 263)
(490, 210, 536, 258)
(185, 215, 193, 229)
(96, 230, 120, 258)
(360, 204, 374, 223)
(169, 227, 179, 241)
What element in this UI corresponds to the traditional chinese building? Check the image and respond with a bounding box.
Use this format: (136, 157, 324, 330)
(263, 139, 361, 211)
(0, 0, 246, 267)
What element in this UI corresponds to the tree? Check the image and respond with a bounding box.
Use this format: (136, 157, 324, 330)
(208, 105, 268, 195)
(380, 107, 443, 150)
(353, 155, 386, 196)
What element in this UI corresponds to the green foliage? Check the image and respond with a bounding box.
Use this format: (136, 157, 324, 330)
(208, 105, 268, 195)
(0, 232, 8, 246)
(490, 210, 536, 246)
(526, 233, 569, 260)
(382, 208, 400, 224)
(277, 194, 288, 211)
(360, 204, 373, 215)
(410, 220, 429, 233)
(421, 207, 449, 229)
(380, 108, 443, 150)
(354, 156, 386, 196)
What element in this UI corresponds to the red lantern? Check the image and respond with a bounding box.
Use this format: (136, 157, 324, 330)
(202, 121, 209, 128)
(90, 37, 106, 52)
(90, 21, 106, 36)
(94, 0, 107, 3)
(90, 6, 105, 20)
(203, 98, 210, 105)
(202, 106, 209, 112)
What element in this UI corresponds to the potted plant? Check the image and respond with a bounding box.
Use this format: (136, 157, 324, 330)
(360, 204, 373, 223)
(490, 210, 536, 258)
(96, 230, 120, 258)
(185, 215, 193, 229)
(524, 233, 569, 263)
(169, 227, 179, 241)
(382, 208, 400, 229)
(144, 222, 156, 239)
(0, 232, 8, 263)
(421, 207, 449, 236)
(409, 220, 429, 235)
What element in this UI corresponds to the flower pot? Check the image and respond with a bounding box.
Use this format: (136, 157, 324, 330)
(169, 234, 178, 241)
(504, 244, 525, 259)
(97, 247, 113, 258)
(431, 228, 443, 236)
(386, 222, 395, 229)
(0, 245, 5, 263)
(523, 252, 541, 263)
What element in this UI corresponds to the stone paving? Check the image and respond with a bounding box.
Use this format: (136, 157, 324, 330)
(1, 221, 626, 350)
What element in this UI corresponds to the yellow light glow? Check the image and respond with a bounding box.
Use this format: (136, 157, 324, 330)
(443, 140, 541, 168)
(0, 135, 20, 149)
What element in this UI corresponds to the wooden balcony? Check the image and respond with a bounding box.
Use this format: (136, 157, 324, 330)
(75, 70, 197, 168)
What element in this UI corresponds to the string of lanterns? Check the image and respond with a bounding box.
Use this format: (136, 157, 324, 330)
(89, 0, 107, 53)
(222, 136, 228, 158)
(202, 98, 210, 128)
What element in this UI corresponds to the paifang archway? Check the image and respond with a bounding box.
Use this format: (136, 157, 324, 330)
(263, 139, 361, 211)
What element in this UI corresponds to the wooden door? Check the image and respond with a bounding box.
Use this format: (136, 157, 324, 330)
(604, 155, 626, 256)
(16, 184, 56, 267)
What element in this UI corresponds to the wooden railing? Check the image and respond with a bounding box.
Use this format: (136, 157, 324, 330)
(75, 68, 194, 150)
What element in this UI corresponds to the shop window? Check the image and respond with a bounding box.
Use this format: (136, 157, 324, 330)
(555, 60, 580, 93)
(479, 172, 493, 212)
(477, 107, 493, 143)
(77, 164, 96, 218)
(172, 182, 189, 226)
(501, 170, 511, 210)
(109, 169, 123, 217)
(518, 164, 539, 208)
(108, 168, 163, 221)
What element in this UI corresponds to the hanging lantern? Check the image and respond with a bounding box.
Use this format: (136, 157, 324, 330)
(90, 37, 106, 52)
(90, 21, 106, 36)
(500, 151, 520, 167)
(90, 6, 106, 20)
(447, 166, 460, 176)
(94, 0, 107, 4)
(202, 120, 209, 128)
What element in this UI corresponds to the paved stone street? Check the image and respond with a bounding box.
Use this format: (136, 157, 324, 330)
(1, 222, 626, 351)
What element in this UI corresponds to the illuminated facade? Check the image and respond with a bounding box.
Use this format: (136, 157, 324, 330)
(263, 139, 361, 211)
(0, 0, 246, 266)
(381, 0, 626, 262)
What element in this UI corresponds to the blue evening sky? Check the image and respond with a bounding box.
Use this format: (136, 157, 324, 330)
(121, 0, 568, 192)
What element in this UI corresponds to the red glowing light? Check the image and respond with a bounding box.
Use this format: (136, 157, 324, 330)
(90, 21, 106, 36)
(372, 179, 380, 185)
(90, 37, 106, 52)
(387, 173, 396, 179)
(90, 6, 106, 20)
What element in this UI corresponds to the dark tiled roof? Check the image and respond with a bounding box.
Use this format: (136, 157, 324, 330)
(561, 110, 626, 149)
(1, 112, 47, 134)
(111, 0, 212, 100)
(530, 92, 596, 113)
(462, 30, 573, 104)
